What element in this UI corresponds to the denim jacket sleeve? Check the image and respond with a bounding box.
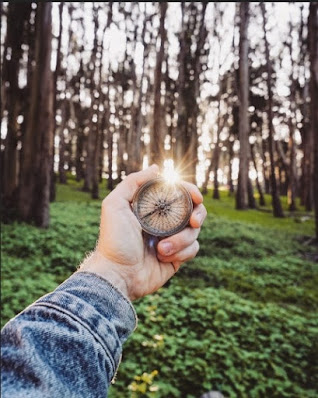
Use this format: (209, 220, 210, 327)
(1, 271, 137, 398)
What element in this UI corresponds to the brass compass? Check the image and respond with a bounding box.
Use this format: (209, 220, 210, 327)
(132, 178, 193, 237)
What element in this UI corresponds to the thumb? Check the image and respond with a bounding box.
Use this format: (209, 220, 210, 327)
(113, 165, 160, 202)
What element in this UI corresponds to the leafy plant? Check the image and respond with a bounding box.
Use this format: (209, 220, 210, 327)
(1, 184, 317, 397)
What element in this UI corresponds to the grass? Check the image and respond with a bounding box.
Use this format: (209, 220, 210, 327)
(204, 189, 314, 236)
(1, 181, 317, 397)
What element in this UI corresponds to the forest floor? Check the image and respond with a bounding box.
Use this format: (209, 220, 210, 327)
(2, 178, 318, 398)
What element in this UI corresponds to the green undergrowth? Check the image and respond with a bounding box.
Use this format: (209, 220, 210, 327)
(1, 183, 317, 397)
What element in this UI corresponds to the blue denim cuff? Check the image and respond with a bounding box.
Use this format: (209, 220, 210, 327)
(35, 272, 137, 375)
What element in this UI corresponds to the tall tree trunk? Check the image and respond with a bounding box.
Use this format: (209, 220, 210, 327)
(287, 20, 297, 212)
(116, 84, 127, 181)
(84, 5, 100, 196)
(18, 3, 54, 227)
(58, 103, 67, 184)
(300, 82, 313, 210)
(175, 3, 207, 183)
(251, 143, 265, 206)
(260, 3, 284, 218)
(174, 4, 188, 176)
(228, 137, 235, 195)
(236, 2, 250, 210)
(248, 179, 257, 208)
(190, 2, 207, 184)
(288, 121, 297, 211)
(107, 126, 113, 191)
(2, 3, 31, 205)
(213, 91, 222, 199)
(50, 2, 65, 201)
(309, 3, 318, 239)
(261, 137, 270, 194)
(150, 2, 167, 166)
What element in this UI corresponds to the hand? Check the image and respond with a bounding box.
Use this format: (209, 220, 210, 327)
(79, 165, 207, 301)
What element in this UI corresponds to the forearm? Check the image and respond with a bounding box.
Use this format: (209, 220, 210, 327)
(1, 272, 137, 398)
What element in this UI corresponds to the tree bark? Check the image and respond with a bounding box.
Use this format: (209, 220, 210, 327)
(260, 138, 269, 194)
(150, 2, 167, 166)
(213, 91, 222, 199)
(309, 3, 318, 239)
(18, 3, 54, 227)
(83, 5, 100, 197)
(236, 2, 250, 210)
(260, 3, 284, 218)
(228, 138, 235, 195)
(174, 4, 187, 173)
(287, 20, 298, 212)
(300, 82, 313, 211)
(175, 3, 207, 183)
(58, 103, 67, 184)
(2, 3, 31, 205)
(251, 143, 265, 206)
(50, 2, 65, 201)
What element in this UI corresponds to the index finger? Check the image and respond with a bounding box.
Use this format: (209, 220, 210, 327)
(181, 181, 203, 205)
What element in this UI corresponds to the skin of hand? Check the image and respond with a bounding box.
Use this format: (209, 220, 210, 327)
(79, 165, 207, 301)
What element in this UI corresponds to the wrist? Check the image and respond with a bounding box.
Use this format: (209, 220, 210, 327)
(78, 251, 131, 300)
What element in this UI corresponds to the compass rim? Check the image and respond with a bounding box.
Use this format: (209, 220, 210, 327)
(132, 178, 193, 237)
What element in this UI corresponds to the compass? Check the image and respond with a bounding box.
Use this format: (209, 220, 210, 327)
(132, 178, 193, 237)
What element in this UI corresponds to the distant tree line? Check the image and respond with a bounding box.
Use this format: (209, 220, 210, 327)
(1, 2, 317, 238)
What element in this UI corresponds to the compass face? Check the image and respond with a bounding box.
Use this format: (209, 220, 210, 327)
(132, 178, 193, 237)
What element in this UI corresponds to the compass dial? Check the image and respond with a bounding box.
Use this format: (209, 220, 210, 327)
(132, 178, 193, 237)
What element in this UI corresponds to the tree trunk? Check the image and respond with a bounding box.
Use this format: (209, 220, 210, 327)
(248, 179, 257, 208)
(175, 3, 207, 183)
(107, 127, 113, 191)
(261, 138, 270, 194)
(174, 4, 187, 175)
(260, 3, 284, 218)
(213, 92, 222, 199)
(236, 2, 250, 210)
(287, 121, 297, 211)
(2, 3, 31, 205)
(228, 138, 235, 195)
(287, 20, 297, 211)
(150, 2, 167, 166)
(251, 143, 265, 206)
(18, 3, 54, 227)
(84, 5, 100, 197)
(309, 3, 318, 239)
(50, 2, 64, 201)
(58, 104, 67, 184)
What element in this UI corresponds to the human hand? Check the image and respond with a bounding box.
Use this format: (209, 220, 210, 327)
(79, 165, 207, 300)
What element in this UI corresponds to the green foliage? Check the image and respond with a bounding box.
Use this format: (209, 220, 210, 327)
(1, 183, 317, 397)
(203, 190, 314, 236)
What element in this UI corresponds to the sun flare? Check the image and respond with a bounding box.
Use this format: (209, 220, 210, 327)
(162, 159, 180, 184)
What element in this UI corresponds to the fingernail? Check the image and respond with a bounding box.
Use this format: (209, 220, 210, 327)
(160, 242, 173, 255)
(196, 212, 204, 225)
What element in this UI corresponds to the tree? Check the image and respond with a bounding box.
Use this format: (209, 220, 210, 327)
(17, 3, 54, 227)
(150, 2, 167, 166)
(260, 2, 284, 218)
(175, 2, 207, 183)
(309, 3, 318, 239)
(287, 18, 297, 211)
(2, 3, 31, 205)
(236, 2, 250, 210)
